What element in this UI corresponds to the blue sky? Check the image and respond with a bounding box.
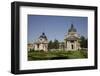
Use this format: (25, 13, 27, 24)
(28, 15, 88, 43)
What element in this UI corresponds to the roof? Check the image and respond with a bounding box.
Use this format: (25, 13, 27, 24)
(39, 32, 47, 40)
(34, 32, 48, 44)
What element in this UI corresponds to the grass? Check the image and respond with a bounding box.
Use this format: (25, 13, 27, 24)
(28, 50, 88, 61)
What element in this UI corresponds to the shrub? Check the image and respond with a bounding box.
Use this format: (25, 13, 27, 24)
(28, 49, 88, 61)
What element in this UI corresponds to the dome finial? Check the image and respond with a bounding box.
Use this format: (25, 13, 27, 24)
(42, 32, 45, 35)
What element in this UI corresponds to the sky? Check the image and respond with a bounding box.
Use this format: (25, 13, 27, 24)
(28, 15, 88, 43)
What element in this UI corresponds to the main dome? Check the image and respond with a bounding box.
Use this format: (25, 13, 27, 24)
(68, 24, 77, 32)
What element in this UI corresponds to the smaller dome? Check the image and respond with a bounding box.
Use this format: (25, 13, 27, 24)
(34, 32, 48, 44)
(39, 32, 47, 40)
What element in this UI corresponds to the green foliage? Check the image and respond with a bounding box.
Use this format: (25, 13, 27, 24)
(48, 40, 53, 50)
(28, 50, 88, 61)
(48, 39, 59, 50)
(29, 49, 35, 52)
(80, 36, 88, 48)
(53, 39, 59, 49)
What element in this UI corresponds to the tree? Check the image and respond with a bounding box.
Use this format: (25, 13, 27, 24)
(48, 40, 53, 50)
(80, 36, 88, 48)
(48, 39, 59, 50)
(53, 39, 59, 49)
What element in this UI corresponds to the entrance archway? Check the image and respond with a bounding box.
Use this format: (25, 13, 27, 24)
(71, 44, 73, 49)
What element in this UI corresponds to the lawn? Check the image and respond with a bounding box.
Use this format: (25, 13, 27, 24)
(28, 50, 88, 61)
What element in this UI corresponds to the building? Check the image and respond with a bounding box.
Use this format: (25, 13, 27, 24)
(33, 33, 48, 51)
(64, 24, 81, 51)
(28, 43, 34, 51)
(28, 24, 81, 52)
